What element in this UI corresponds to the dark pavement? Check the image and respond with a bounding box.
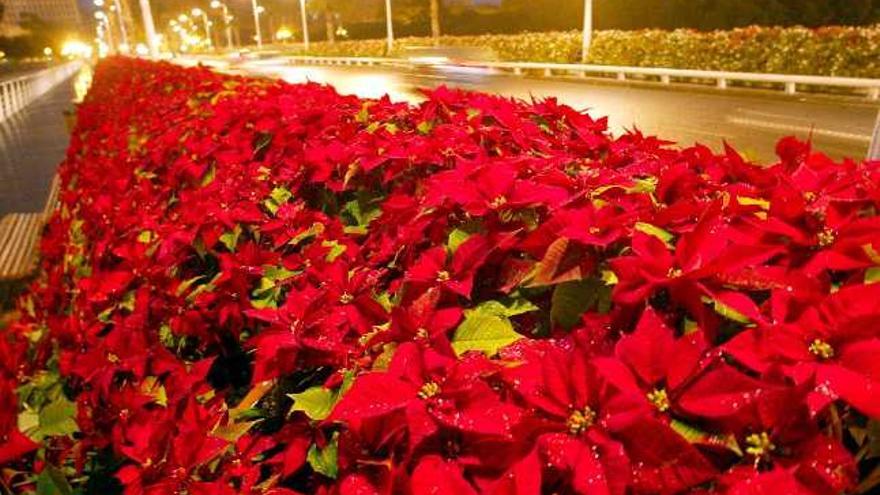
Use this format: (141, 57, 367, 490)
(232, 61, 878, 163)
(0, 71, 80, 216)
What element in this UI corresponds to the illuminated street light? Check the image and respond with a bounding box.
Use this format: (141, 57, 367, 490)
(251, 0, 263, 48)
(299, 0, 309, 51)
(192, 8, 214, 49)
(276, 27, 293, 43)
(211, 1, 235, 50)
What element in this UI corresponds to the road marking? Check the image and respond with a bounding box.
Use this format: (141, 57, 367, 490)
(726, 116, 871, 143)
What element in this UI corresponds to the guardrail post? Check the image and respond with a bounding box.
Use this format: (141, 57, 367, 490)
(661, 74, 671, 84)
(869, 110, 880, 160)
(869, 88, 880, 101)
(617, 72, 626, 81)
(717, 78, 727, 89)
(544, 68, 552, 77)
(0, 84, 7, 120)
(12, 81, 21, 113)
(785, 82, 797, 95)
(513, 67, 522, 76)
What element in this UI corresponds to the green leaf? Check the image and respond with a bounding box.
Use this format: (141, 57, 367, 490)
(136, 230, 154, 243)
(736, 196, 770, 210)
(670, 419, 742, 456)
(264, 186, 292, 215)
(36, 465, 73, 495)
(451, 300, 535, 356)
(355, 102, 372, 123)
(322, 240, 347, 262)
(251, 265, 299, 309)
(416, 121, 433, 134)
(634, 222, 675, 248)
(866, 267, 880, 285)
(307, 435, 339, 479)
(701, 296, 751, 324)
(551, 278, 609, 329)
(447, 229, 471, 254)
(289, 372, 354, 422)
(289, 387, 335, 421)
(219, 225, 242, 252)
(37, 395, 78, 438)
(200, 164, 216, 187)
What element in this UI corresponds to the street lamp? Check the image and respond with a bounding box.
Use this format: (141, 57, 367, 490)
(137, 0, 160, 58)
(112, 0, 130, 51)
(299, 0, 309, 52)
(384, 0, 393, 53)
(582, 0, 592, 62)
(251, 0, 263, 48)
(211, 1, 234, 50)
(192, 8, 213, 49)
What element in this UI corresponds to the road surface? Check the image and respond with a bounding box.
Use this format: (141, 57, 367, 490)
(226, 60, 877, 163)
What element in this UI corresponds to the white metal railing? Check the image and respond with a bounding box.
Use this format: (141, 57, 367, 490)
(870, 110, 880, 160)
(0, 61, 82, 123)
(283, 56, 880, 100)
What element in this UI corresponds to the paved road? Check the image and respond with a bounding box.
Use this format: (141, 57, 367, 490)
(0, 67, 89, 216)
(231, 61, 877, 163)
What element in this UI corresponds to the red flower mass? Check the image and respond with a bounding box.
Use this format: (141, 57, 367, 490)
(2, 58, 880, 494)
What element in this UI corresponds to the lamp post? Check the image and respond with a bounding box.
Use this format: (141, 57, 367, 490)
(211, 1, 234, 49)
(192, 8, 213, 49)
(137, 0, 160, 58)
(299, 0, 310, 52)
(251, 0, 263, 48)
(582, 0, 592, 63)
(112, 0, 129, 51)
(384, 0, 394, 53)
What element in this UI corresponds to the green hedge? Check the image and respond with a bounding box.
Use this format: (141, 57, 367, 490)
(279, 26, 880, 78)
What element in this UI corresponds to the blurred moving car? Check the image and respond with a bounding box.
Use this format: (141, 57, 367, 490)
(402, 46, 499, 87)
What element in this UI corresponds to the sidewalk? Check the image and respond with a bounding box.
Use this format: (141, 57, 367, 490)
(0, 71, 78, 215)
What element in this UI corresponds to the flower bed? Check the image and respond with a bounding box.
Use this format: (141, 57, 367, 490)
(3, 57, 880, 494)
(287, 25, 880, 78)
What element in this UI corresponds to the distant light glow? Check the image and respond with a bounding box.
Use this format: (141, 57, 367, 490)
(275, 27, 293, 41)
(61, 40, 94, 58)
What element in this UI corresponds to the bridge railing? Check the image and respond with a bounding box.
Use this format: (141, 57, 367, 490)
(283, 55, 880, 100)
(0, 61, 83, 122)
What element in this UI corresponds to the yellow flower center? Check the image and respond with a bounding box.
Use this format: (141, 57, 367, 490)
(817, 228, 836, 247)
(647, 388, 670, 412)
(339, 292, 354, 304)
(667, 268, 683, 278)
(435, 270, 451, 283)
(490, 195, 508, 209)
(415, 327, 429, 340)
(566, 407, 596, 436)
(417, 381, 441, 400)
(745, 431, 775, 458)
(809, 339, 835, 360)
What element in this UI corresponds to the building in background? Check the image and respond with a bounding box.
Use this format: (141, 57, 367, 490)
(1, 0, 83, 37)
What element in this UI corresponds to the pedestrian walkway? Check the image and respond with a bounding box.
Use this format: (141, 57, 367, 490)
(0, 69, 81, 215)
